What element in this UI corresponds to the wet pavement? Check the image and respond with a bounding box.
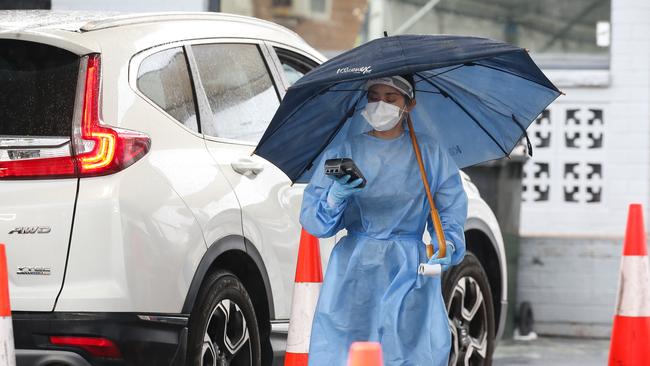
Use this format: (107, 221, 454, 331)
(493, 336, 610, 365)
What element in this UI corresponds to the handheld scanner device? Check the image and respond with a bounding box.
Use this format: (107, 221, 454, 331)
(324, 158, 367, 188)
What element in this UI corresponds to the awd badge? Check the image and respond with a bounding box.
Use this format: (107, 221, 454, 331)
(8, 227, 51, 234)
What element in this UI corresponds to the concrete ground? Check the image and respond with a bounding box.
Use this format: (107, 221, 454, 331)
(272, 334, 610, 365)
(493, 336, 610, 366)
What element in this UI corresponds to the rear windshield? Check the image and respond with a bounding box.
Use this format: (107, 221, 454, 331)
(0, 40, 80, 137)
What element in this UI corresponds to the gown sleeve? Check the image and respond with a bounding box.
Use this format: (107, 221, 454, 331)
(299, 145, 349, 238)
(426, 144, 469, 266)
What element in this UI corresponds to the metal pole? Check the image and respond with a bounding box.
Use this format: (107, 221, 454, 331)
(208, 0, 221, 12)
(541, 0, 606, 51)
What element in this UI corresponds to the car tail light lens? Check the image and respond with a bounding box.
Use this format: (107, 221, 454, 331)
(74, 54, 150, 177)
(50, 336, 123, 359)
(0, 54, 150, 179)
(0, 154, 76, 179)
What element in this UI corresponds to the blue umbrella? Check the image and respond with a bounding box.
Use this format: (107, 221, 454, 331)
(255, 35, 561, 183)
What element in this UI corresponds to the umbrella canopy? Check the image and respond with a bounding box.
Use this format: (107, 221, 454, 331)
(255, 35, 561, 183)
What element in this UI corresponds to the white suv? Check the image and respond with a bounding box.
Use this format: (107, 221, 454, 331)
(0, 11, 508, 366)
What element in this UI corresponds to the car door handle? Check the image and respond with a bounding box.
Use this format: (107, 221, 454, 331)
(231, 159, 265, 176)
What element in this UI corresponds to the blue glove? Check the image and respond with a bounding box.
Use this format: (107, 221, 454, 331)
(326, 175, 364, 208)
(428, 241, 456, 271)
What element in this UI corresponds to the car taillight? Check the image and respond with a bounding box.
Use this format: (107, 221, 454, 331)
(50, 336, 122, 359)
(74, 54, 150, 177)
(0, 54, 150, 180)
(0, 155, 76, 179)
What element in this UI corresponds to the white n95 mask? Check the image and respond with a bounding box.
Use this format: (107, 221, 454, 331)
(361, 101, 405, 131)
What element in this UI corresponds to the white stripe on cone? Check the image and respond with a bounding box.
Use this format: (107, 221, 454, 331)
(0, 317, 15, 366)
(286, 282, 322, 354)
(616, 256, 650, 317)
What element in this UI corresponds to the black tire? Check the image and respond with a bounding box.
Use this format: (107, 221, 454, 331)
(187, 270, 262, 366)
(443, 252, 496, 366)
(516, 301, 535, 336)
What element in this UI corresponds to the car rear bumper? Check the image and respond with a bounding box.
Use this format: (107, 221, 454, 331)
(16, 350, 92, 366)
(13, 312, 187, 366)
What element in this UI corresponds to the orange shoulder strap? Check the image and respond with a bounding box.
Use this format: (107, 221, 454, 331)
(406, 114, 447, 259)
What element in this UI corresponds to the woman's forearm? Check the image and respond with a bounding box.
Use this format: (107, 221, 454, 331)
(300, 185, 346, 238)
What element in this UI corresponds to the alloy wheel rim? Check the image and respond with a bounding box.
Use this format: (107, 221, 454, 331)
(201, 298, 252, 366)
(447, 276, 489, 366)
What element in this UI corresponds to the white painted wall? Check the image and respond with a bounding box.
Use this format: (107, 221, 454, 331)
(518, 0, 650, 337)
(521, 2, 649, 238)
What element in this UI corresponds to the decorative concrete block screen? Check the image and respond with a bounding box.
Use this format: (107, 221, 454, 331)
(523, 106, 604, 204)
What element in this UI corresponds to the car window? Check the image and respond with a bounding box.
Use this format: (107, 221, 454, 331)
(137, 47, 199, 133)
(274, 47, 318, 87)
(0, 40, 79, 137)
(192, 43, 280, 144)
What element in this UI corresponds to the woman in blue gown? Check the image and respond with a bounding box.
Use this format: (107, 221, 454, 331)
(299, 75, 468, 366)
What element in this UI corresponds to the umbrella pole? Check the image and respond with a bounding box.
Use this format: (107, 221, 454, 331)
(406, 114, 447, 260)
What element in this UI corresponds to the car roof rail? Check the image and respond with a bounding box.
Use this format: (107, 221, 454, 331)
(80, 11, 297, 37)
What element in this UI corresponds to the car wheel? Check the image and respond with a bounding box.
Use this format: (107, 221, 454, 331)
(187, 270, 262, 366)
(443, 252, 496, 366)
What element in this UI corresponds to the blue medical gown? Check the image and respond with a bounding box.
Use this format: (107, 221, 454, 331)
(299, 131, 468, 366)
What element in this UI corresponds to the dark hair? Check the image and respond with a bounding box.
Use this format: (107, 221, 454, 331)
(399, 73, 416, 103)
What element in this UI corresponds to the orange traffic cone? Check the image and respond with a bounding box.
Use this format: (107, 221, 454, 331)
(347, 342, 383, 366)
(608, 204, 650, 365)
(0, 244, 16, 366)
(284, 229, 323, 366)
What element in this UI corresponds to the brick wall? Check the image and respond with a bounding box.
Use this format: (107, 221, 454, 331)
(518, 0, 650, 337)
(254, 0, 368, 53)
